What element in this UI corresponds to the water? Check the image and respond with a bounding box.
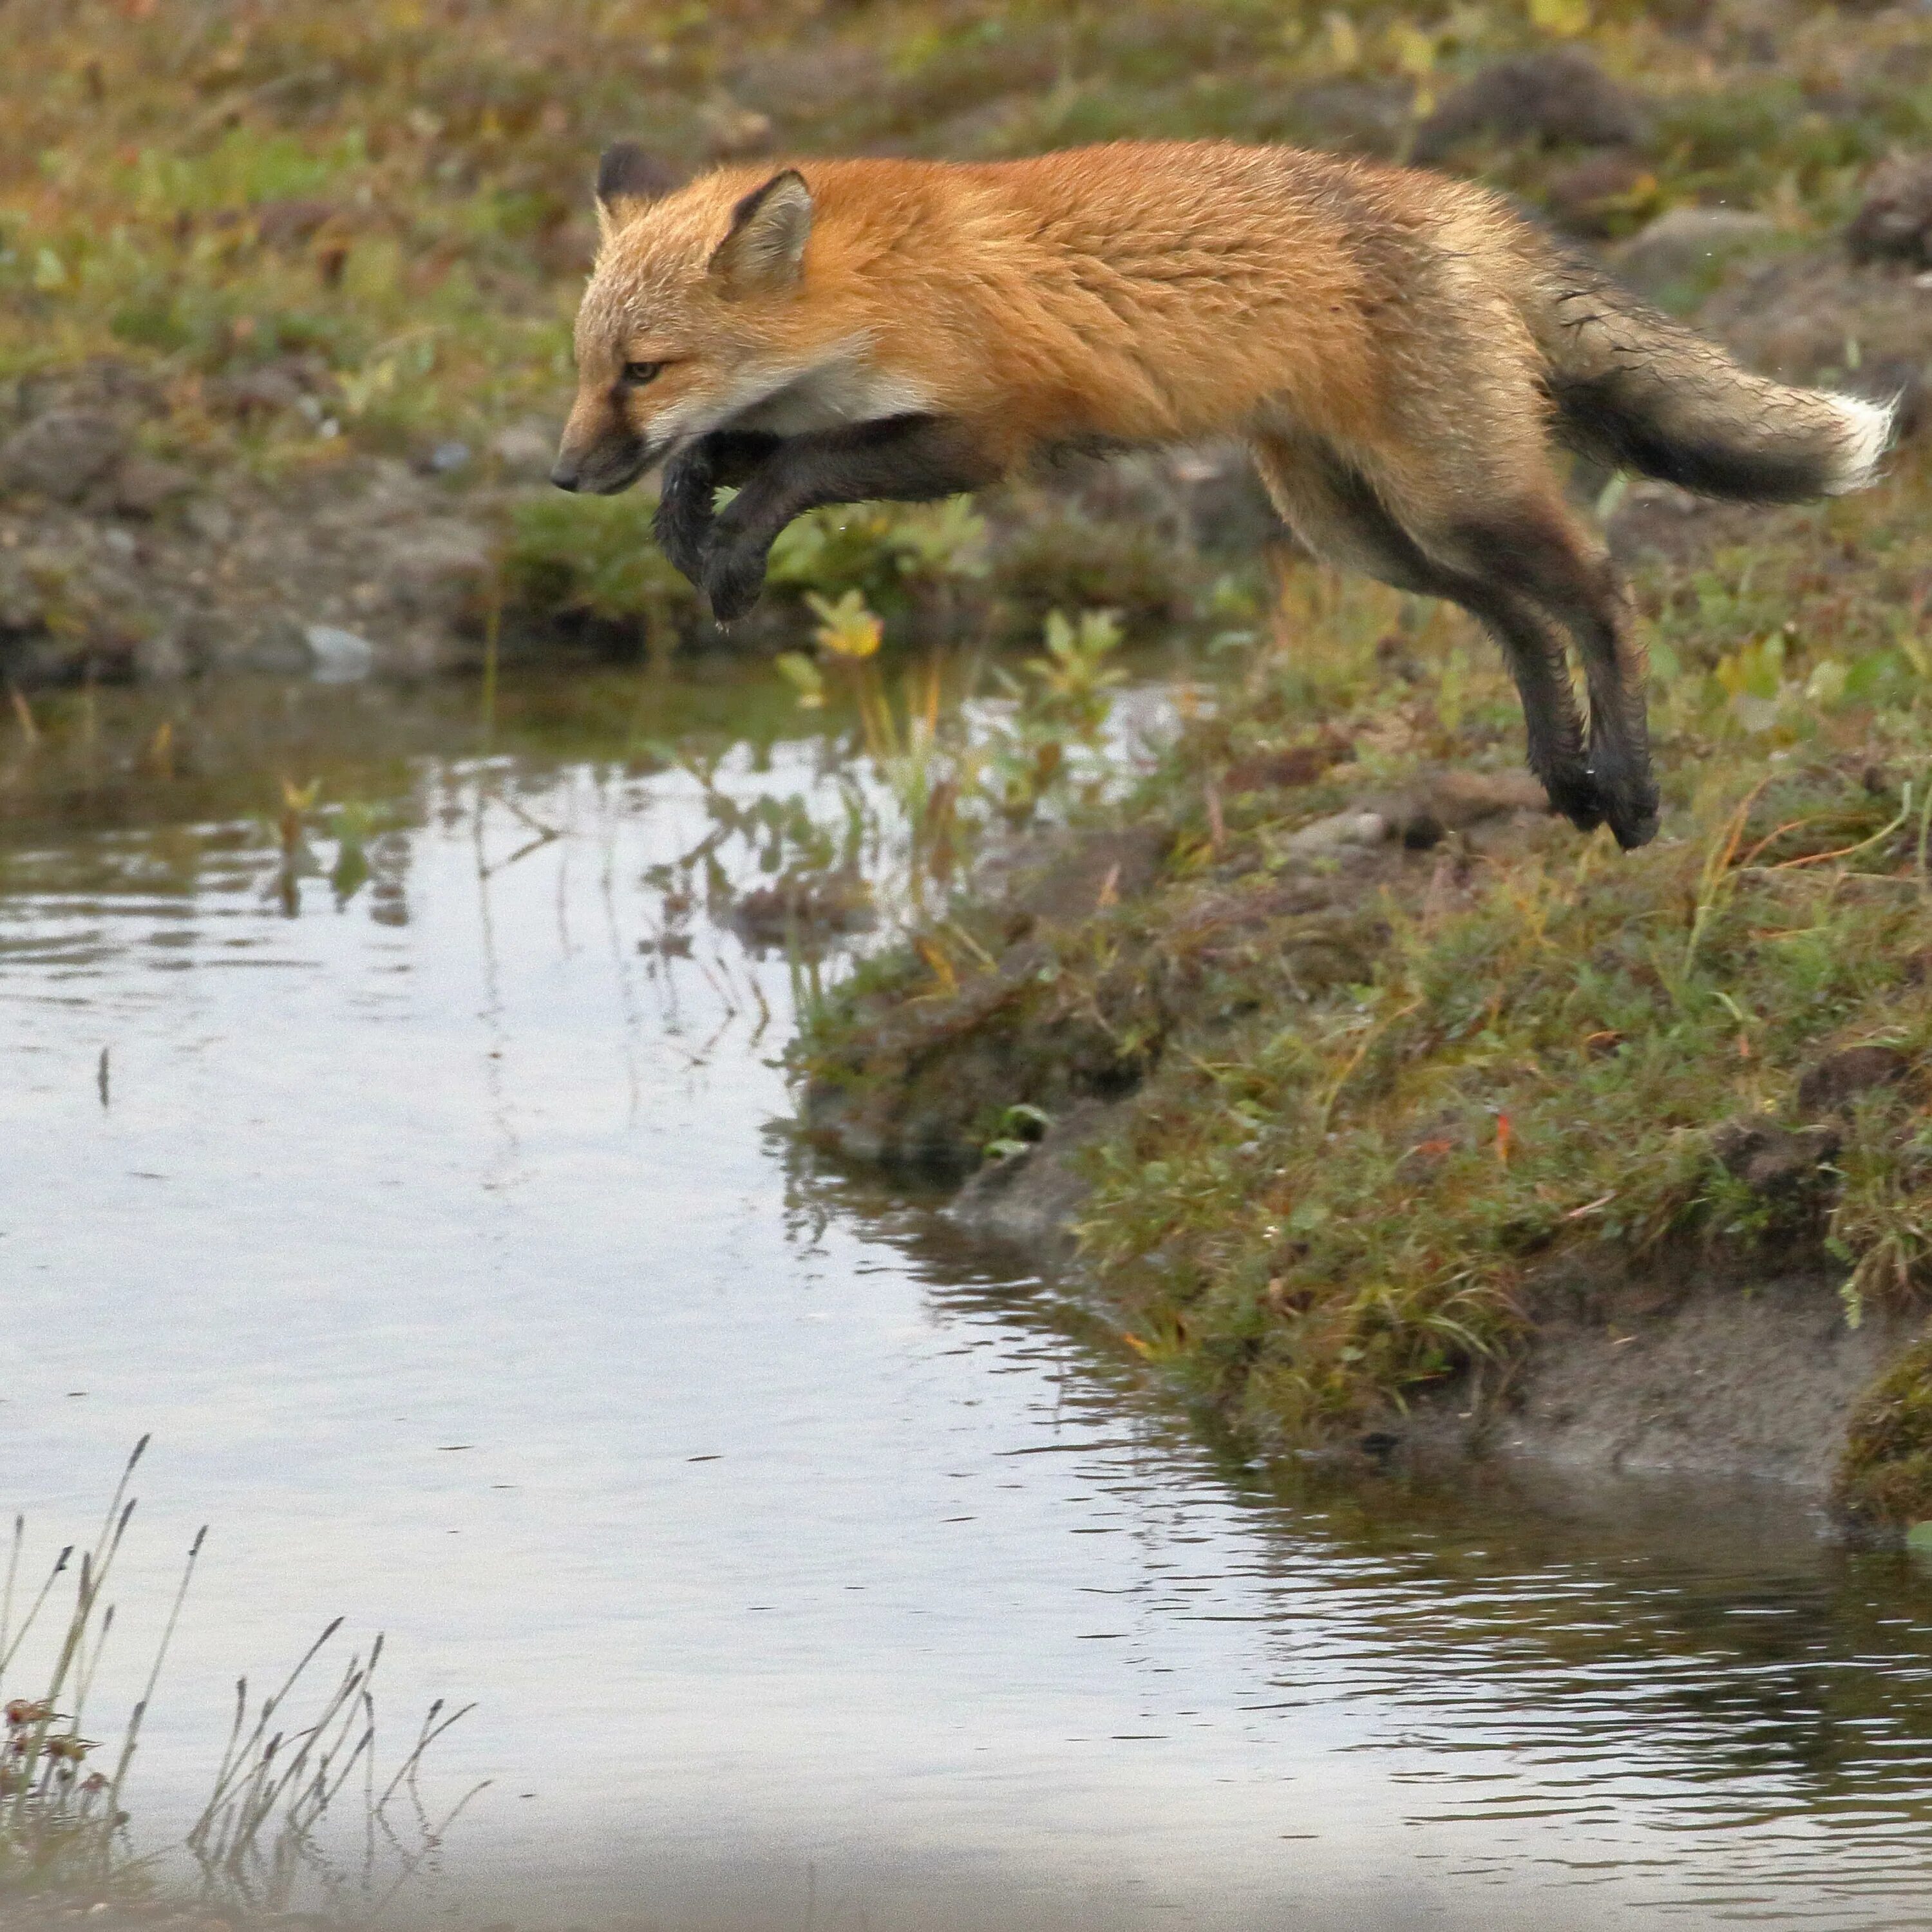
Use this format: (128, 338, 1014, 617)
(6, 665, 1932, 1931)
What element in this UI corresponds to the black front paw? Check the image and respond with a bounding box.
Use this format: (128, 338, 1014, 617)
(1602, 775, 1661, 852)
(701, 528, 772, 625)
(653, 450, 719, 587)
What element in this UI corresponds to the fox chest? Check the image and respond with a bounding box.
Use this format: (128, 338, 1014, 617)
(726, 351, 937, 436)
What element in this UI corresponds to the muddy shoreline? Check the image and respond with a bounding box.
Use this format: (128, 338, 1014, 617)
(943, 1103, 1925, 1515)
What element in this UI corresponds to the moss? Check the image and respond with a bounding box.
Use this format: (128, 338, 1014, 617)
(1836, 1332, 1932, 1535)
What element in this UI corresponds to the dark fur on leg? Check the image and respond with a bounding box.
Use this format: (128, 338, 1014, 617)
(1293, 450, 1604, 830)
(697, 415, 998, 621)
(1456, 512, 1659, 849)
(652, 431, 783, 587)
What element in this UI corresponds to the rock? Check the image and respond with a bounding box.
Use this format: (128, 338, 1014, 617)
(108, 455, 193, 516)
(132, 628, 191, 681)
(1797, 1046, 1914, 1118)
(488, 421, 560, 477)
(1611, 207, 1778, 303)
(1356, 769, 1551, 849)
(0, 410, 130, 504)
(303, 623, 377, 683)
(205, 359, 327, 421)
(699, 97, 773, 159)
(1412, 49, 1647, 164)
(1696, 243, 1931, 429)
(1224, 739, 1348, 793)
(184, 498, 236, 544)
(1604, 478, 1770, 568)
(949, 1099, 1121, 1264)
(1545, 150, 1654, 238)
(1284, 808, 1390, 856)
(1847, 155, 1932, 271)
(1713, 1118, 1842, 1194)
(422, 439, 471, 475)
(1284, 79, 1414, 157)
(1160, 442, 1283, 554)
(1003, 826, 1169, 922)
(374, 517, 492, 620)
(249, 198, 340, 252)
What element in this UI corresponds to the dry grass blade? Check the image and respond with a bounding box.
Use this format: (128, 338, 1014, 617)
(5, 1457, 480, 1915)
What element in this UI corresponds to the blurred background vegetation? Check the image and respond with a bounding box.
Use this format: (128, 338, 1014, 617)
(2, 0, 1929, 681)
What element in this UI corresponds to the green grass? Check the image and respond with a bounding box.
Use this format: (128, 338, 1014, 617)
(793, 445, 1932, 1499)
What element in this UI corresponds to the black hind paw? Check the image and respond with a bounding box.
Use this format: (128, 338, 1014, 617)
(1602, 778, 1662, 852)
(1540, 766, 1608, 835)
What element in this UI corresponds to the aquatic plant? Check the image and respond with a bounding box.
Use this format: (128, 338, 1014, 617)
(1, 1441, 483, 1916)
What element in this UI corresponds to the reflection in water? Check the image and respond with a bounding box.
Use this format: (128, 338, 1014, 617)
(4, 670, 1932, 1932)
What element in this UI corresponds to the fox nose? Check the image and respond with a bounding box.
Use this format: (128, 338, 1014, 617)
(549, 460, 582, 493)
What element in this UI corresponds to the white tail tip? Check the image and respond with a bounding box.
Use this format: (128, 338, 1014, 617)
(1826, 391, 1900, 493)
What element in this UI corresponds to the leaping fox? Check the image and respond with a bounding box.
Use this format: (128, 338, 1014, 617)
(553, 140, 1897, 850)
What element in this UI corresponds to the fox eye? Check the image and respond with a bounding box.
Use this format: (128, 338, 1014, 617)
(620, 360, 663, 386)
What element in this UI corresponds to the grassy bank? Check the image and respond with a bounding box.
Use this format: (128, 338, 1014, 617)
(793, 428, 1932, 1526)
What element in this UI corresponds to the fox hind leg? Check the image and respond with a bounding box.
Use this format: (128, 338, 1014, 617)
(1250, 435, 1605, 833)
(1438, 502, 1660, 851)
(1314, 419, 1661, 851)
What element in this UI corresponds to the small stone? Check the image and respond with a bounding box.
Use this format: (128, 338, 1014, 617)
(251, 197, 339, 252)
(205, 362, 309, 420)
(1797, 1045, 1913, 1118)
(1847, 155, 1932, 272)
(303, 622, 376, 683)
(108, 454, 193, 516)
(0, 409, 130, 503)
(1712, 1118, 1841, 1194)
(488, 422, 560, 476)
(184, 498, 236, 544)
(1223, 741, 1344, 793)
(1612, 207, 1777, 303)
(1546, 150, 1653, 238)
(424, 439, 471, 474)
(1283, 809, 1389, 856)
(1413, 48, 1647, 164)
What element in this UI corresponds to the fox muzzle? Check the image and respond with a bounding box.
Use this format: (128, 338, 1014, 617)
(550, 431, 662, 496)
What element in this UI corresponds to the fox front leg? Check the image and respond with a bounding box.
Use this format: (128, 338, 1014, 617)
(653, 431, 785, 587)
(698, 415, 1001, 623)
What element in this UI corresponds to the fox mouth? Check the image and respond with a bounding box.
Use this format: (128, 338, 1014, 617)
(550, 435, 667, 495)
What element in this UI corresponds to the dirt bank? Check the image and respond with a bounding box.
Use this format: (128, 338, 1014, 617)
(948, 1112, 1925, 1508)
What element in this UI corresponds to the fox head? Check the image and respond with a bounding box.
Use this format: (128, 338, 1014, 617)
(553, 146, 883, 495)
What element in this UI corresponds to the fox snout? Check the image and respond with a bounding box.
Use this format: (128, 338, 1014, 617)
(550, 428, 655, 495)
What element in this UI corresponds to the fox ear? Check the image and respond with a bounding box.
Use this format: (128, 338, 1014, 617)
(709, 170, 813, 295)
(595, 142, 676, 235)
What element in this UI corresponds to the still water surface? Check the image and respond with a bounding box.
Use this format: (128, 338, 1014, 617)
(5, 667, 1932, 1931)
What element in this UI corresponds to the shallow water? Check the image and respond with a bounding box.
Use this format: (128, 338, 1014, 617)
(6, 666, 1932, 1931)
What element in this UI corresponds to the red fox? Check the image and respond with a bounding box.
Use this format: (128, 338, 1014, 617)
(553, 140, 1897, 850)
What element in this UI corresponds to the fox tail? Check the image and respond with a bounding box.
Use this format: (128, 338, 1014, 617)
(1522, 248, 1896, 501)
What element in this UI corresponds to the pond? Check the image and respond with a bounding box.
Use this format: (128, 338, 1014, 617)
(5, 662, 1932, 1932)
